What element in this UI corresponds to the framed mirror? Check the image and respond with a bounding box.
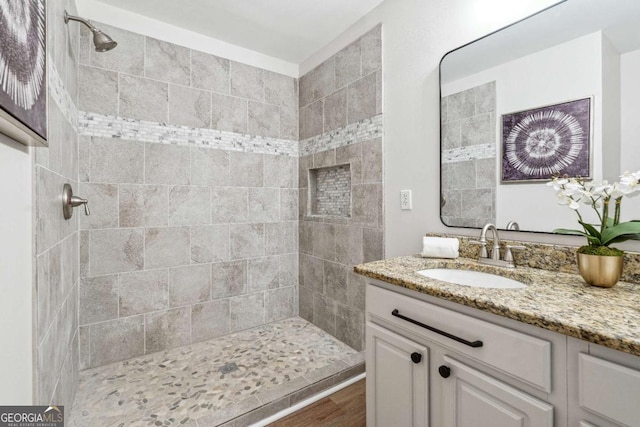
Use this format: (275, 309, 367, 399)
(439, 0, 640, 233)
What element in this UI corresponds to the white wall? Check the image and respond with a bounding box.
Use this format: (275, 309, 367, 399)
(620, 49, 640, 222)
(0, 135, 33, 404)
(302, 0, 640, 256)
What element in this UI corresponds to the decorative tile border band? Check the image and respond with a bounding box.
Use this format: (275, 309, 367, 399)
(48, 60, 78, 131)
(299, 114, 384, 156)
(78, 111, 299, 157)
(441, 143, 495, 164)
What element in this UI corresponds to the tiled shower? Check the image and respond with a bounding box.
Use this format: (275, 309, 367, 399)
(33, 3, 382, 423)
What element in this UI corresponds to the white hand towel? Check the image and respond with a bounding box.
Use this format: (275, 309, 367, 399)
(421, 237, 459, 259)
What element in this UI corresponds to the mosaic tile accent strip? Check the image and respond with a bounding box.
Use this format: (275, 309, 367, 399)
(69, 317, 360, 427)
(48, 61, 78, 131)
(310, 164, 352, 217)
(441, 143, 495, 164)
(78, 111, 299, 157)
(299, 114, 383, 156)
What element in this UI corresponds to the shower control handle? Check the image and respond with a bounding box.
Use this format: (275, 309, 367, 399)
(62, 184, 90, 219)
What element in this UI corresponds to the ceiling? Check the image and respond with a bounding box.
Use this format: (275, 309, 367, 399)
(92, 0, 385, 63)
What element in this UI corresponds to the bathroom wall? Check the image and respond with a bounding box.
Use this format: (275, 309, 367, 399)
(298, 26, 383, 351)
(31, 0, 81, 409)
(76, 23, 299, 369)
(441, 81, 496, 228)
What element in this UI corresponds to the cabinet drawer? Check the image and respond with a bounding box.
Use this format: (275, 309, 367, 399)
(367, 285, 552, 392)
(579, 353, 640, 426)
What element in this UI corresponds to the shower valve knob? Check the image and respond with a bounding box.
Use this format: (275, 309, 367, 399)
(62, 184, 90, 219)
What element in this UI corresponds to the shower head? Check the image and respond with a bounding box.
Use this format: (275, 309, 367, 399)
(64, 11, 118, 52)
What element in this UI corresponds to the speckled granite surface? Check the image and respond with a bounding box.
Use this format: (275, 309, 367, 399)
(355, 256, 640, 357)
(69, 317, 361, 427)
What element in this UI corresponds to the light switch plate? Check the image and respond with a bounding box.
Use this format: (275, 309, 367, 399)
(400, 190, 412, 210)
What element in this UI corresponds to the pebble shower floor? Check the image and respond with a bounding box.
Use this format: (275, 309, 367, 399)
(69, 317, 362, 426)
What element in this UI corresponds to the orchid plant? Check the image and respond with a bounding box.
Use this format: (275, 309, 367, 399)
(548, 170, 640, 255)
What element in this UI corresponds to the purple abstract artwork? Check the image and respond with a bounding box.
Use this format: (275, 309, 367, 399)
(502, 97, 591, 182)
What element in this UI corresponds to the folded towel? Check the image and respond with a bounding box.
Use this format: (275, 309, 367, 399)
(421, 237, 459, 259)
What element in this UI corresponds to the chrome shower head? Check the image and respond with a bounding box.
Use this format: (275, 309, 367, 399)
(64, 11, 117, 52)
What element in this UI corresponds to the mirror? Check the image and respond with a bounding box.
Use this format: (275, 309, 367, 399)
(440, 0, 640, 233)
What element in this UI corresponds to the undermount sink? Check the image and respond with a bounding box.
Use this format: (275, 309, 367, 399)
(416, 268, 527, 289)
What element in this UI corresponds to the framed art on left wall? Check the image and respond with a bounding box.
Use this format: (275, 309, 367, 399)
(0, 0, 48, 146)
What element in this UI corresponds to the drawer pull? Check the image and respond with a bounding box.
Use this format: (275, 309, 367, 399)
(411, 352, 422, 364)
(391, 309, 483, 348)
(439, 365, 451, 378)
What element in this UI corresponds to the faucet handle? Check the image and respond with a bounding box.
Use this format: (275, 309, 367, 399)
(503, 244, 526, 263)
(469, 240, 489, 258)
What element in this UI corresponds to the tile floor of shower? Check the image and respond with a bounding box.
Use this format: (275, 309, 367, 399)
(69, 317, 364, 427)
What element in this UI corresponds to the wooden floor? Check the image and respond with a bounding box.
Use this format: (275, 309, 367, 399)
(268, 379, 366, 427)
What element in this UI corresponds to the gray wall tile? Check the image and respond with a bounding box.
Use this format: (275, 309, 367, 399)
(145, 306, 191, 353)
(299, 221, 313, 255)
(89, 229, 144, 276)
(336, 304, 364, 351)
(476, 158, 497, 189)
(300, 254, 323, 293)
(266, 222, 298, 256)
(78, 66, 118, 115)
(266, 287, 295, 323)
(363, 228, 383, 262)
(335, 143, 362, 184)
(119, 74, 168, 122)
(461, 113, 494, 146)
(230, 224, 264, 260)
(169, 186, 210, 226)
(352, 184, 379, 227)
(119, 269, 168, 316)
(191, 51, 230, 94)
(264, 71, 297, 108)
(145, 38, 190, 86)
(229, 152, 263, 187)
(230, 61, 264, 101)
(298, 155, 313, 189)
(298, 286, 313, 322)
(145, 227, 190, 269)
(335, 225, 363, 265)
(264, 155, 296, 188)
(280, 189, 298, 221)
(211, 187, 248, 223)
(145, 143, 190, 185)
(86, 316, 144, 369)
(299, 59, 334, 107)
(335, 42, 360, 89)
(211, 261, 246, 299)
(278, 253, 298, 288)
(211, 93, 247, 133)
(248, 188, 280, 223)
(230, 293, 264, 332)
(119, 184, 168, 228)
(324, 88, 347, 133)
(280, 107, 298, 141)
(361, 25, 382, 75)
(248, 256, 280, 292)
(448, 161, 475, 190)
(248, 101, 280, 138)
(169, 264, 211, 307)
(324, 261, 347, 301)
(312, 223, 335, 260)
(301, 100, 323, 140)
(191, 300, 229, 342)
(313, 149, 336, 168)
(190, 224, 229, 263)
(79, 275, 118, 325)
(89, 138, 144, 184)
(362, 138, 382, 183)
(191, 148, 229, 187)
(312, 293, 335, 335)
(442, 121, 461, 150)
(446, 89, 475, 122)
(347, 73, 376, 124)
(346, 271, 366, 311)
(475, 81, 496, 114)
(169, 85, 211, 128)
(79, 183, 118, 229)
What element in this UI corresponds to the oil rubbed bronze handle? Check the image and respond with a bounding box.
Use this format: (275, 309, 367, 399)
(391, 309, 483, 348)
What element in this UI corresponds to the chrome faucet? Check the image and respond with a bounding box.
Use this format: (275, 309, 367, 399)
(471, 223, 525, 268)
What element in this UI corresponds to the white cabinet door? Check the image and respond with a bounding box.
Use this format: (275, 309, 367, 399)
(366, 322, 429, 427)
(440, 356, 554, 427)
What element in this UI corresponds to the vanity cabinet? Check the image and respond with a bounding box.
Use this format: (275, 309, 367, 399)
(366, 323, 429, 427)
(366, 283, 561, 427)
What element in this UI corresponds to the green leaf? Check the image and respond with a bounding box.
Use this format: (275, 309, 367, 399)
(601, 221, 640, 245)
(552, 228, 588, 236)
(578, 221, 601, 239)
(606, 234, 640, 245)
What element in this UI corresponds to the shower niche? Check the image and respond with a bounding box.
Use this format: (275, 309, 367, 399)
(308, 164, 352, 218)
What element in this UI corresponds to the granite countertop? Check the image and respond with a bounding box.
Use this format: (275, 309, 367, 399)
(355, 255, 640, 357)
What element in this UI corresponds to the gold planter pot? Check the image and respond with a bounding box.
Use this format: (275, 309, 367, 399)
(576, 253, 624, 288)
